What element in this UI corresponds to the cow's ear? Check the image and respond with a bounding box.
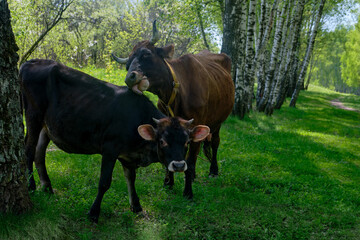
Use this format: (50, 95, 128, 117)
(138, 124, 156, 141)
(156, 44, 174, 59)
(190, 125, 210, 142)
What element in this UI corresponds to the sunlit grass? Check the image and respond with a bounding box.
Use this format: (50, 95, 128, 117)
(2, 77, 360, 239)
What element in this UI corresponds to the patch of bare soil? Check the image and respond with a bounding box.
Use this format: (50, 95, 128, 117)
(331, 99, 359, 112)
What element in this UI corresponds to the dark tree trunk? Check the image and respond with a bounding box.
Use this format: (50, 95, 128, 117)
(0, 0, 32, 213)
(221, 0, 244, 85)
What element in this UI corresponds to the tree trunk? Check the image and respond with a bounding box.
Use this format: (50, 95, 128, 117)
(0, 0, 32, 214)
(290, 0, 326, 107)
(233, 1, 249, 117)
(234, 0, 257, 119)
(255, 0, 278, 107)
(257, 0, 286, 113)
(276, 0, 305, 108)
(265, 0, 291, 115)
(222, 0, 245, 88)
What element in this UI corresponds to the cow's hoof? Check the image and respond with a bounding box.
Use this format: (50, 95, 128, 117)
(183, 191, 193, 200)
(41, 185, 54, 194)
(87, 213, 99, 224)
(28, 180, 36, 191)
(209, 173, 218, 178)
(130, 205, 143, 213)
(164, 179, 174, 189)
(164, 184, 174, 190)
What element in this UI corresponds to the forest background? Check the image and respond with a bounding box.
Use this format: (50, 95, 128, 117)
(7, 0, 360, 118)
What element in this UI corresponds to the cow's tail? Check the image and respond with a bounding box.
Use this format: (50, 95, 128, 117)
(202, 140, 212, 162)
(18, 65, 26, 131)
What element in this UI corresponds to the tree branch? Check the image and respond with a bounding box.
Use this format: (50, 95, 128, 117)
(19, 0, 74, 66)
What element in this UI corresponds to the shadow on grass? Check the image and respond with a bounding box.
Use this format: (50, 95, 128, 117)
(2, 86, 360, 239)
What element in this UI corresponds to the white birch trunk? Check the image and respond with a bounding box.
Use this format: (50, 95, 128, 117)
(257, 0, 286, 112)
(265, 0, 292, 115)
(233, 0, 248, 117)
(290, 0, 326, 107)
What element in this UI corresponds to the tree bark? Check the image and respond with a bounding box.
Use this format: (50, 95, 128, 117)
(290, 0, 326, 107)
(275, 0, 305, 108)
(255, 0, 278, 107)
(0, 0, 32, 214)
(265, 0, 291, 115)
(221, 0, 244, 85)
(257, 0, 286, 112)
(233, 0, 249, 117)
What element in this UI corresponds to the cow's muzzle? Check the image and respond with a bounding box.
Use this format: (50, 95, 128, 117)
(125, 71, 149, 95)
(168, 160, 188, 172)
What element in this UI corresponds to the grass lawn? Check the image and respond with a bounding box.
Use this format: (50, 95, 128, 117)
(1, 67, 360, 239)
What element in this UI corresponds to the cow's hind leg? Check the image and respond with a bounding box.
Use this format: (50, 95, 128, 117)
(88, 154, 117, 223)
(209, 129, 220, 177)
(25, 113, 43, 191)
(122, 163, 142, 213)
(34, 128, 52, 193)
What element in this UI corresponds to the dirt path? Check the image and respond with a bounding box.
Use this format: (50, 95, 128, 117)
(331, 99, 359, 112)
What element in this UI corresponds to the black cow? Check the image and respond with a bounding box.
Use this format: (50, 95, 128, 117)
(20, 59, 210, 223)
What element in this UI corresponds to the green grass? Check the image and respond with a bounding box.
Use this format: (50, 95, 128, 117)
(1, 69, 360, 239)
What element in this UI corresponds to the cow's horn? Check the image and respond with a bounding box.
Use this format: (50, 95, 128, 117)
(111, 53, 128, 64)
(152, 118, 161, 125)
(188, 119, 194, 125)
(149, 20, 160, 45)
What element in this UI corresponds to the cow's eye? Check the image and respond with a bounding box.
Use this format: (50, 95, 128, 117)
(159, 139, 168, 147)
(141, 52, 152, 59)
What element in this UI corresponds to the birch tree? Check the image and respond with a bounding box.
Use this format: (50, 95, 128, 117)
(233, 1, 248, 117)
(290, 0, 326, 107)
(275, 0, 305, 109)
(257, 0, 288, 112)
(0, 0, 32, 214)
(255, 0, 278, 107)
(221, 0, 244, 83)
(233, 0, 257, 119)
(264, 0, 292, 115)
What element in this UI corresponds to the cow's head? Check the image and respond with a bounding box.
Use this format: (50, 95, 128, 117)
(138, 118, 209, 172)
(112, 21, 174, 95)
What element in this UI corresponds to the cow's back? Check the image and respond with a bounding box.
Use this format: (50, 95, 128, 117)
(20, 59, 163, 155)
(170, 52, 234, 129)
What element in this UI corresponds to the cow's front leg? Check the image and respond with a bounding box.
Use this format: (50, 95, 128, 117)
(122, 164, 142, 213)
(183, 142, 201, 198)
(88, 154, 116, 223)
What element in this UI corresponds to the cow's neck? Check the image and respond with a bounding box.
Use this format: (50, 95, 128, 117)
(157, 61, 179, 105)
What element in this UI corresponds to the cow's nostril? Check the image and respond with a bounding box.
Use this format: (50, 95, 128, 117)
(173, 162, 185, 170)
(168, 160, 187, 172)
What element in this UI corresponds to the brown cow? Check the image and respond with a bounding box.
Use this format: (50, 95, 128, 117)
(112, 21, 234, 199)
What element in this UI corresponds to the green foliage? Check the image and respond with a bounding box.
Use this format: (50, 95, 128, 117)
(2, 67, 360, 239)
(341, 19, 360, 87)
(9, 0, 222, 67)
